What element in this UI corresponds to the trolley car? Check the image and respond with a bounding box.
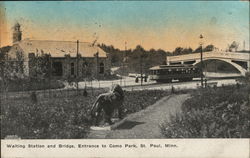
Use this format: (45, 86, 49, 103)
(149, 64, 200, 83)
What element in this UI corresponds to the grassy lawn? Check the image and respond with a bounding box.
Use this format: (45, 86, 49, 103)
(161, 85, 250, 138)
(1, 89, 170, 139)
(1, 79, 65, 92)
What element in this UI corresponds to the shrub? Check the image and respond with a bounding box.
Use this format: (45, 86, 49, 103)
(1, 97, 92, 139)
(1, 89, 169, 139)
(2, 78, 65, 92)
(122, 90, 169, 115)
(161, 86, 250, 138)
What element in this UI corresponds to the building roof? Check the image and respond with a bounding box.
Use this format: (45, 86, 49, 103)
(16, 39, 107, 58)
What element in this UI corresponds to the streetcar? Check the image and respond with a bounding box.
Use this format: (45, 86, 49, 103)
(149, 64, 200, 83)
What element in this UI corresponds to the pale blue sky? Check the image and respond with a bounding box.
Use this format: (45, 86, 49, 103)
(1, 1, 249, 50)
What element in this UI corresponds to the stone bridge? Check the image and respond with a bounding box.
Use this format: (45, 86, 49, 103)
(167, 51, 250, 76)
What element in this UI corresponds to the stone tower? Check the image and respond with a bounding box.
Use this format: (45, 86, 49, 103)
(13, 23, 22, 43)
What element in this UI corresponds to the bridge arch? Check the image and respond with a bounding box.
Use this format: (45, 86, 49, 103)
(193, 58, 247, 76)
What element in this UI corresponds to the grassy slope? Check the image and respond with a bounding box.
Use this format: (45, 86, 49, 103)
(161, 85, 250, 138)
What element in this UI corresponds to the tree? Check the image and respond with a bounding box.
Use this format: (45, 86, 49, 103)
(156, 49, 167, 55)
(98, 43, 123, 66)
(182, 47, 193, 54)
(98, 43, 169, 74)
(228, 41, 239, 52)
(193, 46, 202, 53)
(149, 48, 156, 54)
(134, 45, 145, 53)
(29, 52, 50, 80)
(173, 47, 184, 55)
(203, 45, 215, 52)
(0, 46, 28, 94)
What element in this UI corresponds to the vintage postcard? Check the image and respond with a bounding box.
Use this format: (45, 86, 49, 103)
(0, 1, 249, 158)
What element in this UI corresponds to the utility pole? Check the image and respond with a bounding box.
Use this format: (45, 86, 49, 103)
(124, 41, 127, 87)
(120, 53, 122, 86)
(140, 54, 143, 86)
(249, 45, 250, 72)
(48, 53, 52, 98)
(96, 52, 99, 81)
(76, 40, 79, 94)
(200, 34, 204, 88)
(84, 62, 87, 90)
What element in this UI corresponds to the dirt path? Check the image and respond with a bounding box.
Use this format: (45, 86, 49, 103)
(87, 94, 189, 139)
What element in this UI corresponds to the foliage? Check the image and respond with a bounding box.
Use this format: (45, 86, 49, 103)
(1, 89, 169, 139)
(193, 45, 215, 53)
(98, 43, 170, 74)
(173, 47, 183, 55)
(237, 72, 250, 85)
(203, 44, 215, 52)
(0, 49, 66, 92)
(1, 89, 106, 139)
(122, 90, 169, 115)
(3, 78, 65, 92)
(1, 97, 92, 139)
(173, 45, 215, 55)
(228, 41, 239, 52)
(0, 46, 27, 93)
(98, 43, 219, 74)
(161, 86, 250, 138)
(0, 46, 11, 60)
(29, 52, 50, 79)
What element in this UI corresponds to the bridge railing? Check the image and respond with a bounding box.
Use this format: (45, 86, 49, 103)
(168, 51, 249, 62)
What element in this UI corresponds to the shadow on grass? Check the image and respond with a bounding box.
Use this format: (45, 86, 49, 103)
(116, 120, 145, 130)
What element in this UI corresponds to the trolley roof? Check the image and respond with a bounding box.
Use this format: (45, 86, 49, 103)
(149, 64, 197, 70)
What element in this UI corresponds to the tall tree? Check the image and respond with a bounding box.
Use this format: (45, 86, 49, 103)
(228, 41, 239, 52)
(203, 44, 215, 52)
(173, 47, 184, 55)
(182, 47, 193, 54)
(134, 45, 145, 53)
(193, 46, 202, 53)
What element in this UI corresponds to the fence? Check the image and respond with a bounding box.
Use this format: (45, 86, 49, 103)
(1, 74, 201, 106)
(0, 76, 162, 104)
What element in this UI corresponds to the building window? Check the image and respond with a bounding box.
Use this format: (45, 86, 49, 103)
(99, 62, 104, 74)
(82, 62, 88, 76)
(52, 62, 63, 76)
(71, 63, 75, 76)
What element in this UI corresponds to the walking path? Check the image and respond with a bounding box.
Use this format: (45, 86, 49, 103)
(87, 94, 189, 139)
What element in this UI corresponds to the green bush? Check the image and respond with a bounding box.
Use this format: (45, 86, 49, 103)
(1, 89, 169, 139)
(1, 97, 93, 139)
(2, 78, 65, 92)
(122, 90, 169, 114)
(161, 86, 250, 138)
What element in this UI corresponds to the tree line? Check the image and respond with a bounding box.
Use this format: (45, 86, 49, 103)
(98, 43, 217, 74)
(98, 44, 171, 74)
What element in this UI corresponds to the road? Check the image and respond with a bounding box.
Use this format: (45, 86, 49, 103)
(87, 94, 189, 139)
(66, 75, 239, 91)
(1, 77, 239, 99)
